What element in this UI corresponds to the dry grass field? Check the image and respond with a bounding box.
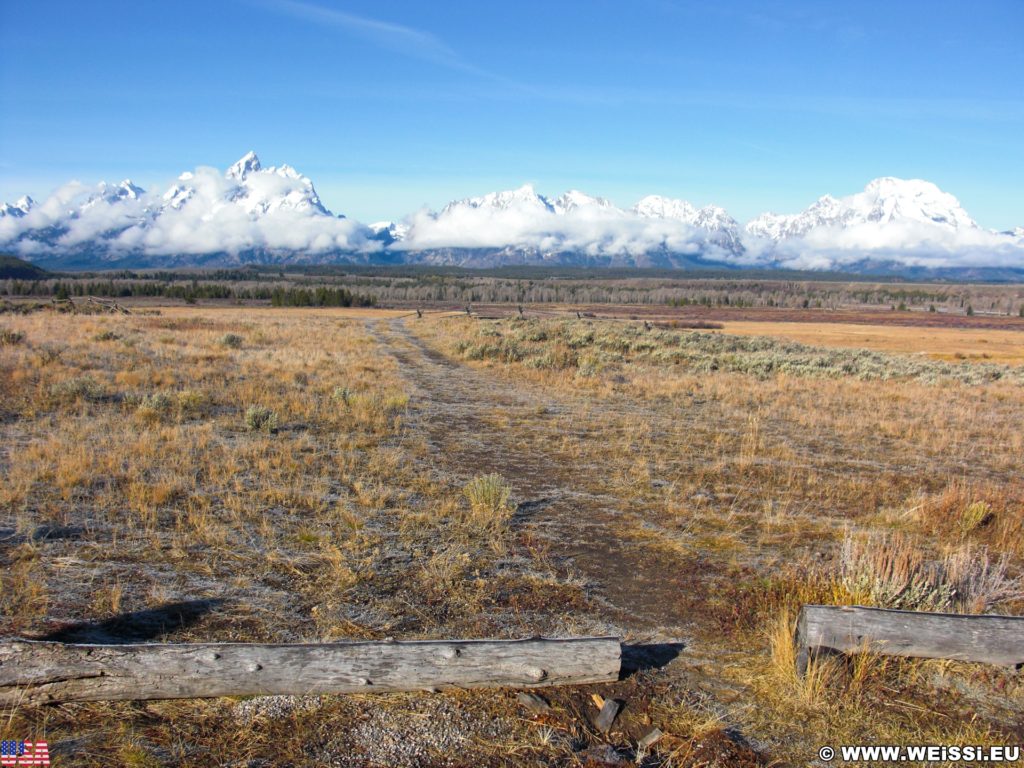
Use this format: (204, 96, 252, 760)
(714, 321, 1024, 365)
(2, 304, 1023, 766)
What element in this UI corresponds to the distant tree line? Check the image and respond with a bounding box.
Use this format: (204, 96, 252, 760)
(2, 273, 1021, 316)
(269, 286, 376, 307)
(1, 279, 375, 307)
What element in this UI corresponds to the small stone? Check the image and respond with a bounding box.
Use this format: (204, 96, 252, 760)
(516, 691, 551, 714)
(638, 728, 664, 749)
(579, 743, 627, 765)
(594, 698, 621, 734)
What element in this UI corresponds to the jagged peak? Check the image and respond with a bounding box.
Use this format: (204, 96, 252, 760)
(747, 177, 978, 239)
(552, 189, 616, 213)
(633, 195, 699, 221)
(117, 180, 145, 199)
(227, 151, 261, 180)
(444, 184, 554, 214)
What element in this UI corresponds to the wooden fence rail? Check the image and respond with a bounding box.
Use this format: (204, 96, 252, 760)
(0, 636, 621, 705)
(795, 605, 1024, 675)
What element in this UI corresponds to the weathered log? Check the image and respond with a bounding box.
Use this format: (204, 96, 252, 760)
(795, 605, 1024, 675)
(0, 636, 621, 705)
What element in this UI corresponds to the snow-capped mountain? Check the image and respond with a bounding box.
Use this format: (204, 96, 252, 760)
(551, 190, 617, 215)
(80, 180, 146, 212)
(634, 195, 743, 255)
(0, 196, 36, 218)
(368, 220, 410, 244)
(743, 177, 1022, 272)
(226, 150, 262, 181)
(438, 184, 620, 218)
(400, 184, 745, 266)
(0, 152, 369, 266)
(164, 152, 330, 218)
(441, 184, 556, 215)
(746, 177, 977, 240)
(1, 159, 1021, 273)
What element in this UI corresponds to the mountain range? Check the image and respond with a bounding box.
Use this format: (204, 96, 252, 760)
(1, 152, 1021, 275)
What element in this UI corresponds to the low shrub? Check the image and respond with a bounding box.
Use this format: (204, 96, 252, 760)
(957, 501, 993, 537)
(451, 318, 1024, 385)
(126, 389, 206, 423)
(244, 405, 278, 433)
(0, 328, 25, 345)
(49, 375, 104, 403)
(839, 531, 1020, 613)
(135, 392, 174, 422)
(463, 473, 514, 528)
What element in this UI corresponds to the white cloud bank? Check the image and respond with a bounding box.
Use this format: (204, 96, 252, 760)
(759, 222, 1024, 271)
(0, 157, 375, 260)
(742, 178, 1024, 270)
(1, 158, 1022, 271)
(393, 185, 743, 262)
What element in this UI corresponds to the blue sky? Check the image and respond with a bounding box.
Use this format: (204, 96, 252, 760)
(1, 0, 1022, 228)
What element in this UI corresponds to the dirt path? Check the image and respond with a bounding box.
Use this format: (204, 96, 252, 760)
(368, 318, 719, 637)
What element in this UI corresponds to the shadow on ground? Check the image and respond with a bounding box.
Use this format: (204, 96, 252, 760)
(38, 599, 224, 643)
(620, 641, 686, 678)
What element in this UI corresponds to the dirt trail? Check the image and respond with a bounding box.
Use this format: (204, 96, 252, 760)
(369, 318, 715, 636)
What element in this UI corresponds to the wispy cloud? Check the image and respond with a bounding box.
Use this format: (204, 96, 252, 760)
(251, 0, 492, 78)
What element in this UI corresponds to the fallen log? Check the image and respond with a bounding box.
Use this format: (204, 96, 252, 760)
(0, 636, 621, 705)
(795, 605, 1024, 675)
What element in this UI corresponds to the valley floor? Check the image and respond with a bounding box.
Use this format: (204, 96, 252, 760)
(1, 306, 1022, 766)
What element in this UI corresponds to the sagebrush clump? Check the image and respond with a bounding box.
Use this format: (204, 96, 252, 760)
(462, 473, 515, 547)
(839, 531, 1020, 613)
(219, 333, 244, 349)
(244, 405, 278, 433)
(49, 375, 104, 403)
(0, 327, 26, 345)
(452, 318, 1024, 385)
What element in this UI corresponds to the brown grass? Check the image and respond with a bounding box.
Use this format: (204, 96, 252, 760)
(405, 314, 1024, 762)
(716, 320, 1024, 365)
(3, 308, 1022, 765)
(0, 308, 591, 766)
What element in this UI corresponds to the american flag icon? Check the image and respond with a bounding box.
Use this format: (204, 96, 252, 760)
(0, 741, 50, 766)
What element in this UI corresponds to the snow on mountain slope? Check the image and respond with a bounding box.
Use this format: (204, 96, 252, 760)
(2, 160, 1020, 271)
(162, 155, 330, 218)
(441, 184, 556, 215)
(746, 177, 977, 240)
(226, 150, 262, 181)
(369, 220, 410, 244)
(744, 178, 1021, 270)
(79, 180, 146, 212)
(551, 190, 618, 215)
(634, 195, 743, 254)
(0, 152, 368, 262)
(400, 185, 743, 262)
(0, 196, 35, 218)
(633, 195, 698, 222)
